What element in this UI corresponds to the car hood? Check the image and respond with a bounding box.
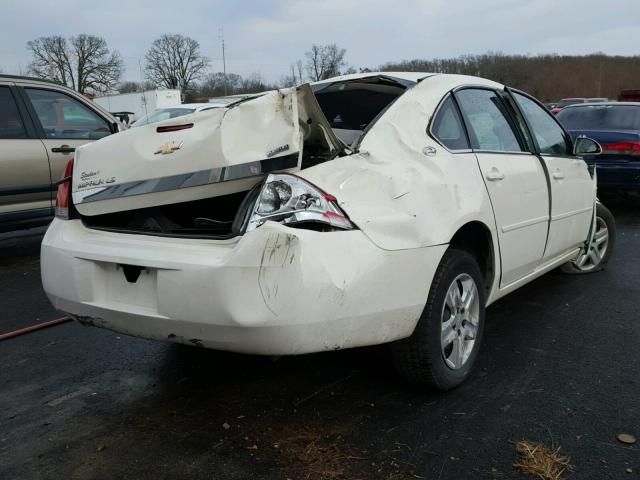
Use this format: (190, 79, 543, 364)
(72, 85, 345, 216)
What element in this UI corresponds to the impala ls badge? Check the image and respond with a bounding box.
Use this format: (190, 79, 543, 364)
(154, 140, 184, 155)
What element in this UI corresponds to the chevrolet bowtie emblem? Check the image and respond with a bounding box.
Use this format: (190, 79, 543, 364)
(154, 140, 183, 155)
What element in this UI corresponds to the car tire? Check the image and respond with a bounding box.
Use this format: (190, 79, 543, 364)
(560, 203, 615, 274)
(390, 248, 485, 391)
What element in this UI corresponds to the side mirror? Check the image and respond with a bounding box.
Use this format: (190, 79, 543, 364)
(574, 136, 602, 156)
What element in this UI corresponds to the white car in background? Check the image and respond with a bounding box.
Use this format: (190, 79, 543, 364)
(41, 72, 615, 390)
(131, 97, 257, 128)
(131, 103, 217, 128)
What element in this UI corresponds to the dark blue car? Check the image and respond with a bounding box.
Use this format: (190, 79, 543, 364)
(557, 103, 640, 192)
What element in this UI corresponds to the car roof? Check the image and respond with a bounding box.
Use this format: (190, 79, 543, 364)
(0, 73, 61, 86)
(158, 103, 216, 110)
(562, 102, 640, 109)
(313, 71, 436, 86)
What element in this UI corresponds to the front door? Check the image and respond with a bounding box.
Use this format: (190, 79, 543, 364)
(455, 88, 550, 287)
(511, 91, 594, 260)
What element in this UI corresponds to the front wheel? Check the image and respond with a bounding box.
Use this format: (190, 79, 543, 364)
(390, 248, 485, 391)
(561, 202, 615, 274)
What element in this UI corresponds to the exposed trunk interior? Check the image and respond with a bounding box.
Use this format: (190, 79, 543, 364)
(81, 190, 250, 239)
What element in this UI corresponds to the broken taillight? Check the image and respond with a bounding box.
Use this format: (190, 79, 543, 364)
(246, 173, 354, 232)
(55, 158, 74, 219)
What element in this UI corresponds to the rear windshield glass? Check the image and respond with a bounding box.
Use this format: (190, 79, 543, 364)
(314, 81, 405, 131)
(557, 105, 640, 131)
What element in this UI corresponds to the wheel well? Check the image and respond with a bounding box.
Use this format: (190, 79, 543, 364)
(449, 222, 495, 293)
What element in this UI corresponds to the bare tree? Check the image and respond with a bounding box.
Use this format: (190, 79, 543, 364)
(305, 44, 347, 81)
(239, 72, 269, 93)
(279, 60, 305, 87)
(26, 34, 123, 93)
(145, 34, 209, 92)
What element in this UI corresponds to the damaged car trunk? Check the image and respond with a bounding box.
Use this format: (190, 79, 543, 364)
(73, 77, 411, 238)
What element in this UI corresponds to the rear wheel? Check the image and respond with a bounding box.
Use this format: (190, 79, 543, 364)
(390, 248, 485, 391)
(561, 203, 615, 274)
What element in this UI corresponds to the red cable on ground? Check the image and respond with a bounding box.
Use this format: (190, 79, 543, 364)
(0, 316, 72, 341)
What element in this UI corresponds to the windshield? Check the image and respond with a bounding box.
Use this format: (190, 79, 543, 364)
(557, 105, 640, 131)
(132, 107, 196, 127)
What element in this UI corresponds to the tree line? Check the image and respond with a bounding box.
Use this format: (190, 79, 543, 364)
(23, 33, 640, 102)
(382, 52, 640, 101)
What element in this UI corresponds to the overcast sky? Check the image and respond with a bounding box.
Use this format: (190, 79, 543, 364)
(1, 0, 638, 83)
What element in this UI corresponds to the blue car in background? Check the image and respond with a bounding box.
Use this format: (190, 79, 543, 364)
(557, 103, 640, 192)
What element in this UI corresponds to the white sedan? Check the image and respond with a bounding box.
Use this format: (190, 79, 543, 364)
(41, 72, 614, 390)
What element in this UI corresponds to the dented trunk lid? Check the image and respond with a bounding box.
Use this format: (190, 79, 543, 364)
(73, 85, 344, 216)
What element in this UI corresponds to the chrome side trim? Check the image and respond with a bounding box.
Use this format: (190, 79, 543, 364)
(550, 206, 593, 222)
(73, 153, 299, 205)
(501, 215, 549, 233)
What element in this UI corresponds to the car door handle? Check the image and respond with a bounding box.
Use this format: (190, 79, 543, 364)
(51, 145, 75, 154)
(552, 170, 565, 180)
(485, 168, 505, 181)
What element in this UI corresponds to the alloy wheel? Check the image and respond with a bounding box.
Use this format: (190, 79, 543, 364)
(440, 273, 480, 370)
(573, 216, 609, 272)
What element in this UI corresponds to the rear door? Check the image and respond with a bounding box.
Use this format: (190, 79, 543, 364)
(511, 91, 593, 260)
(455, 87, 550, 287)
(20, 86, 113, 196)
(0, 83, 51, 219)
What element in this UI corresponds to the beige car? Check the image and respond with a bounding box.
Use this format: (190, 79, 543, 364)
(0, 75, 119, 232)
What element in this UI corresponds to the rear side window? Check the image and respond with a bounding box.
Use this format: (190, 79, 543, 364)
(25, 88, 111, 140)
(0, 87, 27, 139)
(431, 95, 469, 150)
(455, 89, 524, 152)
(513, 92, 570, 156)
(557, 105, 640, 131)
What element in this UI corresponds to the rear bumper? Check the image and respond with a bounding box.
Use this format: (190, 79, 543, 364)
(41, 219, 445, 355)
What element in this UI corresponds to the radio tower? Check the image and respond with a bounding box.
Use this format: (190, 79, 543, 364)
(219, 28, 227, 96)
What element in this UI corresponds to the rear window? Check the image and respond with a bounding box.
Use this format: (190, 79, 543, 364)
(557, 105, 640, 131)
(314, 81, 405, 131)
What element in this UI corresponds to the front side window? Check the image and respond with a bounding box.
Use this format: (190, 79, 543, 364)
(513, 92, 570, 156)
(0, 87, 27, 139)
(25, 88, 111, 140)
(455, 89, 524, 152)
(431, 95, 469, 150)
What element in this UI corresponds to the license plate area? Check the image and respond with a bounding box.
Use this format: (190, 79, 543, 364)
(94, 261, 158, 311)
